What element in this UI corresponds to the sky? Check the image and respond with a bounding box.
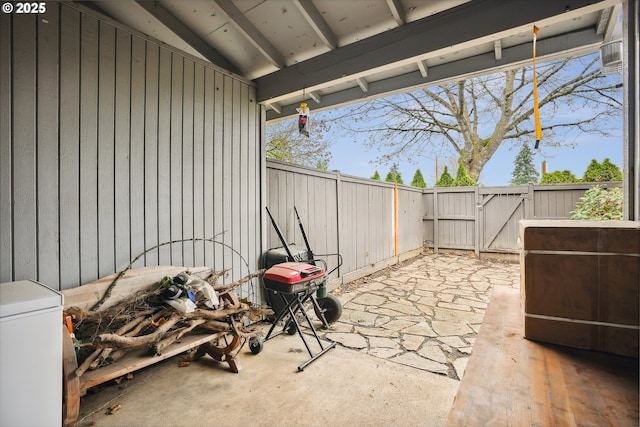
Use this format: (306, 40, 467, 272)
(322, 129, 624, 187)
(314, 63, 624, 188)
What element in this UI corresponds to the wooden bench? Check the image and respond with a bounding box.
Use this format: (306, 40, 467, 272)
(447, 287, 639, 427)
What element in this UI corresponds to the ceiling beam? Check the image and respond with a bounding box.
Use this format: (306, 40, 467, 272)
(211, 0, 286, 70)
(597, 5, 622, 42)
(386, 0, 406, 26)
(266, 27, 603, 121)
(494, 39, 502, 61)
(356, 77, 369, 92)
(256, 0, 619, 103)
(268, 103, 282, 114)
(293, 0, 338, 49)
(418, 59, 429, 78)
(309, 91, 322, 103)
(134, 0, 240, 74)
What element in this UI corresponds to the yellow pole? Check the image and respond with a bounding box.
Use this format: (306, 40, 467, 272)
(532, 25, 542, 148)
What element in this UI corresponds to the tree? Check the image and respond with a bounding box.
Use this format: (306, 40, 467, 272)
(435, 166, 454, 187)
(335, 53, 622, 181)
(371, 171, 381, 180)
(540, 170, 579, 184)
(453, 160, 476, 186)
(510, 144, 539, 185)
(411, 169, 427, 188)
(582, 158, 623, 182)
(385, 163, 403, 184)
(266, 116, 332, 168)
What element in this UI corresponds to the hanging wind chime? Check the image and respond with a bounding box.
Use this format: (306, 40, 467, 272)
(532, 25, 542, 149)
(297, 89, 310, 137)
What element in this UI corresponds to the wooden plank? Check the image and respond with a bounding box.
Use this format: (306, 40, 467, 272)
(144, 43, 160, 266)
(130, 35, 146, 269)
(181, 59, 195, 266)
(114, 29, 132, 270)
(62, 325, 80, 427)
(193, 63, 205, 266)
(97, 22, 116, 278)
(12, 13, 37, 281)
(170, 53, 183, 265)
(59, 5, 81, 288)
(0, 11, 12, 282)
(79, 13, 99, 284)
(78, 332, 219, 394)
(61, 265, 208, 310)
(157, 48, 172, 265)
(213, 71, 224, 270)
(447, 288, 639, 427)
(203, 67, 215, 267)
(37, 5, 61, 288)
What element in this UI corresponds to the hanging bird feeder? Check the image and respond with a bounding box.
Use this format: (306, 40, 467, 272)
(297, 101, 310, 137)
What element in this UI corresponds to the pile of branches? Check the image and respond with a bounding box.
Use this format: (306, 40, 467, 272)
(65, 269, 272, 377)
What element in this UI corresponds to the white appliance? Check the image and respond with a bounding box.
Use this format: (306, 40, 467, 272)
(0, 280, 63, 427)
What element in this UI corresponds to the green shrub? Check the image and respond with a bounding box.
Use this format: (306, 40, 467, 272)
(582, 158, 623, 182)
(540, 170, 579, 184)
(569, 185, 623, 220)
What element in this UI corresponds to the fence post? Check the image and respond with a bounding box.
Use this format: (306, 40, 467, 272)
(335, 170, 342, 281)
(433, 188, 439, 253)
(474, 186, 480, 257)
(527, 183, 535, 219)
(393, 182, 399, 258)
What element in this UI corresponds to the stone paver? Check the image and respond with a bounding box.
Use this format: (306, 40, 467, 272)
(316, 252, 520, 380)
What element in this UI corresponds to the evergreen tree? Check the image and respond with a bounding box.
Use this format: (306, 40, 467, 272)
(384, 163, 403, 184)
(435, 166, 454, 187)
(540, 170, 579, 184)
(510, 144, 539, 185)
(411, 169, 427, 188)
(582, 158, 623, 182)
(371, 171, 381, 180)
(453, 160, 476, 186)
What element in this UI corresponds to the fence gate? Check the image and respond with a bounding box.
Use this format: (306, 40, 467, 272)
(478, 186, 529, 253)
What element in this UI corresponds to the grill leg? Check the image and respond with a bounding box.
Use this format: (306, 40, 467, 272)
(262, 287, 336, 371)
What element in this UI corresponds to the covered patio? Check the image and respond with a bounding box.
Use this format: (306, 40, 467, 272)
(73, 253, 638, 427)
(1, 1, 638, 426)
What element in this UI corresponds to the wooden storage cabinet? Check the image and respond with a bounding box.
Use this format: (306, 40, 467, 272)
(519, 220, 640, 358)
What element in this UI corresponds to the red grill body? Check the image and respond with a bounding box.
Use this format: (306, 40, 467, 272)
(263, 262, 325, 294)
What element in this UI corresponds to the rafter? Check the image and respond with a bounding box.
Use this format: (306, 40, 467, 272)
(386, 0, 406, 26)
(494, 39, 502, 61)
(134, 0, 239, 74)
(293, 0, 338, 50)
(211, 0, 286, 69)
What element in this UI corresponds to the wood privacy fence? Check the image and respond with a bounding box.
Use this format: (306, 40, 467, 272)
(266, 160, 621, 285)
(266, 160, 423, 286)
(422, 182, 622, 255)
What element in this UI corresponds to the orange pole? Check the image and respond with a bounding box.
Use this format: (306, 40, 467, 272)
(393, 182, 399, 257)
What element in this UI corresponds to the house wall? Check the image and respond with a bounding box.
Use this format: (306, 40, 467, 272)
(0, 3, 262, 294)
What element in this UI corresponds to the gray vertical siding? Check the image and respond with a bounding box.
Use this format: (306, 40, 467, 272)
(0, 3, 262, 293)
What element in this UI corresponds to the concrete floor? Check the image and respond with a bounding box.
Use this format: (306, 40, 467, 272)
(74, 253, 520, 427)
(75, 324, 459, 427)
